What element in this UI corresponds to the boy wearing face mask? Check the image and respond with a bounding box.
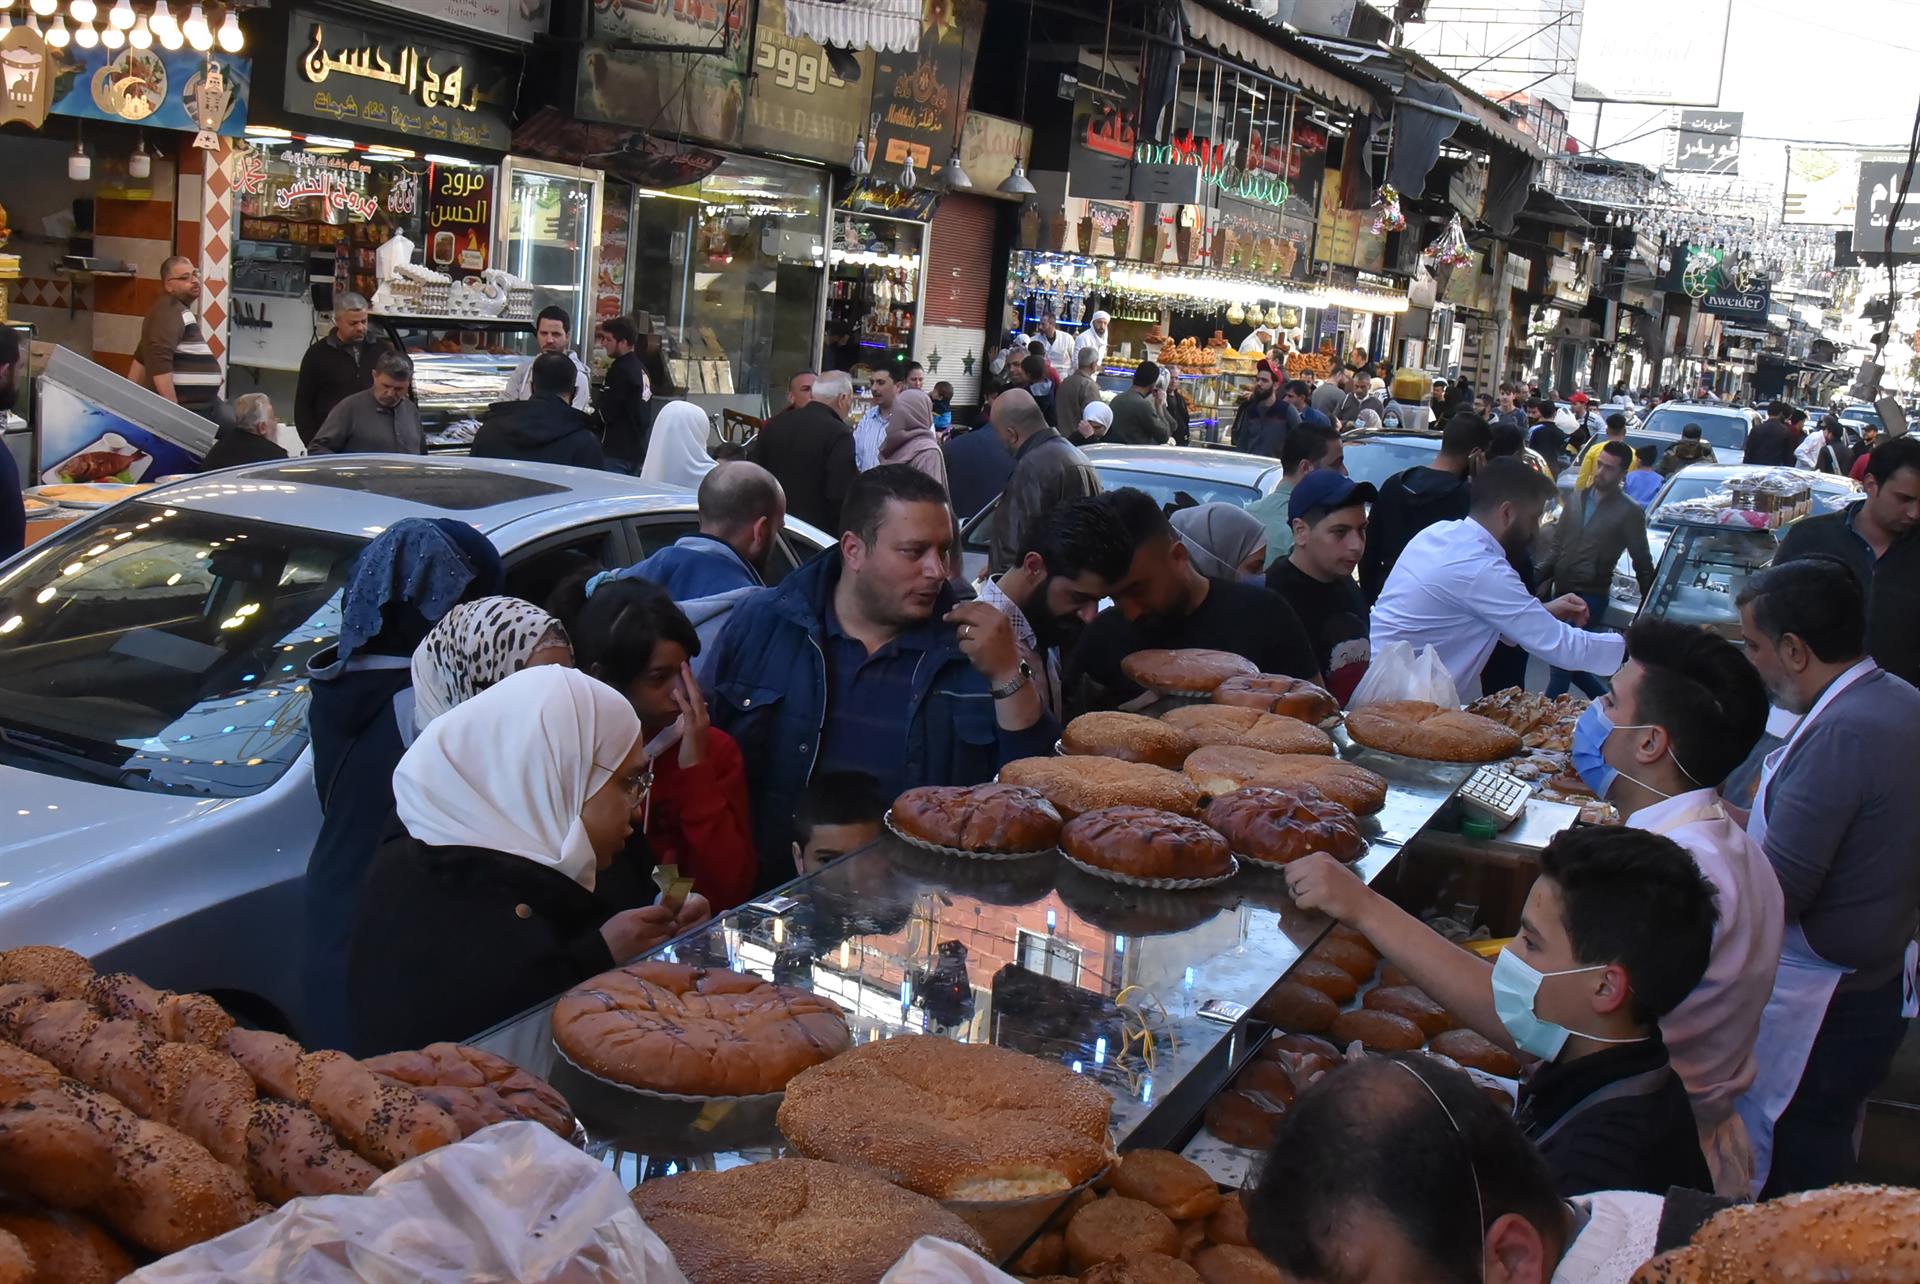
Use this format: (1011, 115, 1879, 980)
(1288, 826, 1718, 1198)
(1566, 617, 1781, 1196)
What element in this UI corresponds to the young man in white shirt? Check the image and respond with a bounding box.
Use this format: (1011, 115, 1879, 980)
(1370, 457, 1622, 698)
(1036, 313, 1075, 374)
(506, 305, 593, 411)
(852, 368, 899, 472)
(1565, 616, 1783, 1195)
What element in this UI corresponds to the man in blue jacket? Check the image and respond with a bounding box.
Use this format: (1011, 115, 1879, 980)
(707, 464, 1059, 887)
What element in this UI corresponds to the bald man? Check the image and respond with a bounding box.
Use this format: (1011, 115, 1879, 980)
(989, 387, 1103, 574)
(602, 460, 788, 676)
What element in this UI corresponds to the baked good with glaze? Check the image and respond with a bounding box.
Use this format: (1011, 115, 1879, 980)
(1326, 925, 1380, 962)
(1061, 807, 1234, 883)
(1000, 756, 1204, 819)
(1206, 1193, 1250, 1247)
(1363, 987, 1454, 1036)
(1181, 747, 1387, 814)
(1211, 674, 1339, 722)
(1304, 936, 1377, 982)
(551, 962, 850, 1097)
(1082, 1253, 1204, 1284)
(1202, 786, 1364, 867)
(889, 783, 1064, 854)
(0, 947, 94, 1001)
(1012, 1229, 1067, 1276)
(1426, 1029, 1521, 1077)
(361, 1042, 574, 1138)
(1249, 982, 1337, 1033)
(777, 1035, 1114, 1201)
(0, 1208, 133, 1284)
(1344, 701, 1521, 762)
(1108, 1150, 1222, 1221)
(1231, 1060, 1300, 1107)
(1203, 1088, 1285, 1149)
(1064, 713, 1199, 770)
(629, 1156, 988, 1284)
(1329, 1010, 1425, 1052)
(1286, 960, 1358, 1003)
(1121, 649, 1258, 695)
(245, 1099, 381, 1205)
(1627, 1184, 1920, 1283)
(1066, 1196, 1178, 1270)
(292, 1051, 462, 1170)
(1161, 706, 1333, 757)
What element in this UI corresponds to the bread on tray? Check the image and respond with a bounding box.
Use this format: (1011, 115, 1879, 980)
(890, 783, 1063, 853)
(1343, 700, 1521, 762)
(1121, 648, 1258, 695)
(999, 756, 1204, 818)
(1060, 806, 1234, 883)
(1063, 712, 1198, 769)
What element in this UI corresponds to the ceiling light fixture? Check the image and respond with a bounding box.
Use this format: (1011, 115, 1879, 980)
(215, 6, 239, 51)
(128, 12, 148, 44)
(100, 20, 122, 45)
(107, 0, 133, 27)
(128, 133, 150, 178)
(182, 2, 210, 49)
(44, 11, 66, 43)
(68, 0, 95, 23)
(1000, 0, 1038, 198)
(29, 0, 55, 16)
(73, 16, 97, 45)
(68, 139, 90, 182)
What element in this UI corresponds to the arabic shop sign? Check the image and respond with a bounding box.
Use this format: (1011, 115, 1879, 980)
(1855, 158, 1920, 256)
(287, 9, 516, 151)
(742, 0, 872, 166)
(424, 166, 495, 272)
(274, 151, 381, 220)
(1672, 110, 1741, 175)
(867, 0, 984, 187)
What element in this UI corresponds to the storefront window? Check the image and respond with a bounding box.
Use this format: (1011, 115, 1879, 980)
(502, 159, 600, 353)
(824, 213, 924, 377)
(627, 154, 826, 412)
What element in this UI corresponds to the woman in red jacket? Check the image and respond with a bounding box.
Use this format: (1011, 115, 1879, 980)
(567, 577, 757, 912)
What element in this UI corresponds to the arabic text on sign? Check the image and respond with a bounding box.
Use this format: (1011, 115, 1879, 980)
(274, 172, 380, 220)
(302, 23, 483, 115)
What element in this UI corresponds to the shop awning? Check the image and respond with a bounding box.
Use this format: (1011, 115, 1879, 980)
(1180, 1, 1377, 115)
(784, 0, 922, 53)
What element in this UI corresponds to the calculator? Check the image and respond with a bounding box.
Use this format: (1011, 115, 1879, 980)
(1458, 767, 1532, 831)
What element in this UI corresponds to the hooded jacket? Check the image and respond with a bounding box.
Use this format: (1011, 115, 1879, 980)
(1359, 464, 1473, 601)
(471, 395, 607, 471)
(606, 534, 764, 680)
(706, 549, 1059, 888)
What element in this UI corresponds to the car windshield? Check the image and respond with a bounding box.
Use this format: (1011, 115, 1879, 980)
(1642, 406, 1748, 450)
(1342, 437, 1440, 489)
(0, 503, 367, 797)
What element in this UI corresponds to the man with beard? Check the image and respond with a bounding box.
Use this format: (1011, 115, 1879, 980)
(0, 328, 23, 559)
(707, 465, 1057, 884)
(1371, 458, 1622, 699)
(977, 497, 1134, 721)
(1066, 487, 1321, 711)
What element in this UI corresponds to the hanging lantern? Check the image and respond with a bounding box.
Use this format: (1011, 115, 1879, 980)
(1366, 184, 1406, 236)
(1422, 215, 1473, 269)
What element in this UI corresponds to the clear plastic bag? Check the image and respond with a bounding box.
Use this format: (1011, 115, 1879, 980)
(1348, 640, 1461, 710)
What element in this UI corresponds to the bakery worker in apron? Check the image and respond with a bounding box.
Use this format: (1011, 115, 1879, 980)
(1732, 557, 1920, 1196)
(1565, 616, 1783, 1197)
(1286, 825, 1717, 1198)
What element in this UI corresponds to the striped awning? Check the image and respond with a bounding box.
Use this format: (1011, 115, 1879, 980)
(784, 0, 923, 54)
(1180, 1, 1377, 116)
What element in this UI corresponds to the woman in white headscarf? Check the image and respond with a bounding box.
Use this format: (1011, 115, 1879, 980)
(1172, 502, 1270, 581)
(345, 666, 709, 1054)
(639, 401, 718, 490)
(410, 595, 574, 732)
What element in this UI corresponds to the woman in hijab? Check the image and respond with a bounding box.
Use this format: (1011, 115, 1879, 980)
(303, 516, 504, 1049)
(346, 666, 709, 1054)
(876, 387, 948, 490)
(639, 401, 718, 490)
(410, 596, 573, 732)
(1172, 503, 1269, 581)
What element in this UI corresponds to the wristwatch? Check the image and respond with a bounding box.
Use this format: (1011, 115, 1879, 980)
(990, 660, 1034, 700)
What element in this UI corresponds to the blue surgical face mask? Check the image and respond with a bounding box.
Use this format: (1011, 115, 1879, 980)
(1489, 949, 1610, 1062)
(1569, 700, 1661, 801)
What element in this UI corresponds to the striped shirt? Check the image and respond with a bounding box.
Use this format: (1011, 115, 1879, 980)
(139, 297, 222, 415)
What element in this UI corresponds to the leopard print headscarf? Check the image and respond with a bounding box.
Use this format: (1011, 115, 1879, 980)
(411, 596, 571, 732)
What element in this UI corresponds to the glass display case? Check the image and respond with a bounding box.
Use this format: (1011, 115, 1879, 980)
(1095, 366, 1259, 448)
(500, 158, 604, 360)
(824, 213, 923, 376)
(1635, 520, 1780, 642)
(409, 349, 526, 451)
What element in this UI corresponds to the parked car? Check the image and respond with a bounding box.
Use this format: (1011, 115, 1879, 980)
(1601, 464, 1862, 627)
(1629, 401, 1753, 465)
(0, 455, 832, 1037)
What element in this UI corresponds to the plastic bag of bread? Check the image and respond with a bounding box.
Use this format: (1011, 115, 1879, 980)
(1347, 641, 1459, 712)
(876, 1234, 1023, 1284)
(122, 1121, 688, 1284)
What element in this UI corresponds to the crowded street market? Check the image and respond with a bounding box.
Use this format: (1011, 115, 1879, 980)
(1, 0, 1919, 1280)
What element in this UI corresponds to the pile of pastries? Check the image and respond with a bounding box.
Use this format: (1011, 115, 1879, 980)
(0, 944, 572, 1277)
(1466, 687, 1619, 825)
(1155, 337, 1217, 371)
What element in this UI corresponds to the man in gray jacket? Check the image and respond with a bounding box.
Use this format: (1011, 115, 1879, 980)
(1056, 345, 1102, 439)
(1106, 361, 1175, 445)
(988, 388, 1102, 573)
(1537, 440, 1655, 697)
(309, 351, 425, 455)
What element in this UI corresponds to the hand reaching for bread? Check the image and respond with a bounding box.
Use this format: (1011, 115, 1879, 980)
(1285, 852, 1373, 922)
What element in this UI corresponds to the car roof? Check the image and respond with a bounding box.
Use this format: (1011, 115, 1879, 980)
(1083, 444, 1284, 486)
(1658, 464, 1859, 490)
(130, 455, 700, 538)
(1644, 401, 1749, 416)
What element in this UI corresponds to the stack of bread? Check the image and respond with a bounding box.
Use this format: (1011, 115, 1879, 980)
(1010, 1149, 1278, 1284)
(1466, 687, 1619, 824)
(0, 944, 573, 1277)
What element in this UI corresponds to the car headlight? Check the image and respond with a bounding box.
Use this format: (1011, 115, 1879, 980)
(1610, 570, 1641, 604)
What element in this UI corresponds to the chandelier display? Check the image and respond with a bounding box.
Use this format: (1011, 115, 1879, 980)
(5, 0, 245, 53)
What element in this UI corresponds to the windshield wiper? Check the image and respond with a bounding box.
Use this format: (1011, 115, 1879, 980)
(0, 721, 142, 786)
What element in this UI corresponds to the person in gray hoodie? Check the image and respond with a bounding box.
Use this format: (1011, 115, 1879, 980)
(594, 461, 786, 678)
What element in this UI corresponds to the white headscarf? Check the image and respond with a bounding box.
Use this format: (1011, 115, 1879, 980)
(392, 666, 641, 889)
(411, 596, 570, 732)
(640, 402, 717, 490)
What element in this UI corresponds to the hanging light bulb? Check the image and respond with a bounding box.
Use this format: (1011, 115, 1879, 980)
(215, 6, 240, 51)
(73, 16, 97, 45)
(128, 12, 147, 44)
(100, 19, 122, 45)
(68, 140, 90, 182)
(69, 0, 95, 23)
(128, 133, 150, 179)
(29, 0, 55, 16)
(1658, 255, 1672, 273)
(182, 2, 210, 49)
(107, 0, 132, 26)
(156, 12, 181, 47)
(44, 10, 65, 42)
(942, 148, 971, 191)
(149, 0, 173, 34)
(0, 8, 11, 35)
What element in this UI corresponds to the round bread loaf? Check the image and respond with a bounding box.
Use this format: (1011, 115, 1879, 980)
(1206, 1193, 1250, 1247)
(1191, 1244, 1285, 1284)
(1202, 786, 1364, 867)
(1427, 1029, 1522, 1077)
(1249, 981, 1338, 1033)
(361, 1042, 576, 1139)
(1160, 705, 1334, 757)
(1363, 986, 1454, 1036)
(1211, 674, 1340, 721)
(1329, 1009, 1425, 1052)
(551, 962, 851, 1096)
(1013, 1230, 1068, 1276)
(1305, 936, 1378, 982)
(1287, 959, 1358, 1003)
(1121, 648, 1259, 694)
(0, 1208, 133, 1284)
(1327, 925, 1381, 962)
(1064, 713, 1199, 770)
(1344, 701, 1522, 762)
(1107, 1149, 1222, 1221)
(776, 1035, 1114, 1201)
(629, 1157, 988, 1284)
(1061, 807, 1234, 883)
(890, 783, 1063, 853)
(1625, 1184, 1920, 1284)
(1000, 756, 1204, 819)
(1231, 1060, 1299, 1108)
(1203, 1089, 1285, 1150)
(1181, 747, 1387, 815)
(1082, 1253, 1204, 1284)
(1067, 1196, 1178, 1270)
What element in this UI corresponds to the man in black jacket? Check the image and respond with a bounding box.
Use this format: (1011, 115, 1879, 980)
(471, 353, 606, 470)
(1232, 364, 1296, 457)
(988, 388, 1102, 573)
(293, 291, 388, 444)
(1743, 402, 1798, 465)
(202, 392, 289, 471)
(1359, 412, 1490, 601)
(747, 368, 858, 533)
(594, 315, 652, 471)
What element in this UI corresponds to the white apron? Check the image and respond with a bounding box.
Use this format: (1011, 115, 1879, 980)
(1638, 793, 1754, 1198)
(1733, 660, 1872, 1195)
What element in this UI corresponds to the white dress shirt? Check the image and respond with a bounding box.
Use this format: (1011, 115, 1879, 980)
(1369, 518, 1625, 698)
(1074, 326, 1108, 368)
(506, 350, 594, 412)
(853, 403, 889, 472)
(1040, 328, 1075, 373)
